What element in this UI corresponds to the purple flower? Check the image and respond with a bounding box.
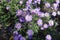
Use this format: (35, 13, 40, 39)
(13, 31, 18, 35)
(19, 17, 25, 22)
(37, 19, 43, 26)
(30, 8, 40, 14)
(26, 0, 32, 4)
(45, 34, 52, 40)
(43, 23, 48, 29)
(27, 30, 34, 36)
(14, 36, 18, 40)
(15, 22, 22, 30)
(34, 0, 37, 4)
(25, 15, 33, 22)
(16, 10, 23, 16)
(28, 35, 33, 39)
(34, 0, 41, 4)
(20, 37, 26, 40)
(18, 34, 22, 39)
(7, 0, 11, 2)
(13, 31, 18, 40)
(37, 11, 45, 18)
(39, 12, 45, 17)
(34, 8, 40, 14)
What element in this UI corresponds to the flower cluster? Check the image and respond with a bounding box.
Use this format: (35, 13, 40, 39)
(0, 0, 60, 40)
(13, 0, 60, 40)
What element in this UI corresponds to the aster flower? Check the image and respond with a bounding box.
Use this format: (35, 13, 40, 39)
(23, 7, 29, 11)
(45, 2, 50, 8)
(52, 12, 56, 16)
(34, 0, 37, 4)
(16, 10, 23, 16)
(25, 15, 33, 22)
(13, 31, 18, 36)
(30, 8, 40, 14)
(27, 30, 34, 36)
(44, 12, 50, 17)
(53, 3, 58, 10)
(6, 6, 10, 10)
(39, 12, 45, 17)
(45, 34, 52, 40)
(20, 37, 26, 40)
(18, 34, 22, 39)
(30, 9, 36, 13)
(13, 31, 18, 40)
(40, 27, 44, 30)
(37, 19, 43, 26)
(25, 2, 31, 10)
(43, 23, 48, 29)
(55, 0, 60, 4)
(14, 36, 19, 40)
(27, 30, 34, 39)
(13, 31, 19, 40)
(57, 11, 60, 15)
(48, 20, 54, 26)
(37, 0, 41, 4)
(19, 17, 25, 22)
(34, 8, 40, 14)
(19, 1, 23, 5)
(26, 0, 32, 4)
(15, 22, 22, 30)
(37, 11, 41, 15)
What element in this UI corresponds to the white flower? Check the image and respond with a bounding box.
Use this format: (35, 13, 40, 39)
(26, 0, 32, 4)
(41, 27, 44, 30)
(34, 0, 37, 4)
(44, 12, 50, 17)
(25, 15, 32, 22)
(6, 6, 10, 10)
(23, 8, 28, 11)
(37, 19, 43, 26)
(37, 0, 41, 2)
(43, 23, 48, 29)
(48, 20, 54, 26)
(45, 34, 52, 40)
(45, 2, 50, 8)
(53, 3, 58, 10)
(52, 12, 56, 16)
(55, 0, 59, 4)
(57, 11, 60, 15)
(19, 1, 23, 4)
(37, 0, 41, 4)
